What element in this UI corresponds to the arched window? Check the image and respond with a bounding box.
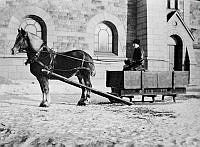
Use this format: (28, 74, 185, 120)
(167, 0, 171, 9)
(94, 21, 118, 55)
(167, 0, 179, 9)
(175, 0, 178, 9)
(20, 18, 42, 37)
(95, 23, 112, 53)
(168, 37, 176, 71)
(19, 15, 47, 44)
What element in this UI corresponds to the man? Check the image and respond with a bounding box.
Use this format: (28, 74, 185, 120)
(123, 39, 144, 71)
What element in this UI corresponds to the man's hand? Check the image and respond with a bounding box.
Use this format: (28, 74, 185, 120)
(124, 59, 131, 65)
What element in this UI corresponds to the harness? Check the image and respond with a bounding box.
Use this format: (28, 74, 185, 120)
(25, 44, 89, 73)
(25, 43, 55, 71)
(17, 33, 92, 73)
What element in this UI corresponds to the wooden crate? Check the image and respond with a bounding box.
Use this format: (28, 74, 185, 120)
(142, 72, 158, 88)
(106, 71, 142, 89)
(106, 71, 123, 88)
(124, 71, 141, 89)
(157, 71, 173, 88)
(174, 71, 189, 88)
(106, 71, 189, 90)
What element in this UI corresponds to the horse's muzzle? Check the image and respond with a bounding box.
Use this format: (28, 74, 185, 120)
(11, 48, 14, 55)
(11, 47, 17, 55)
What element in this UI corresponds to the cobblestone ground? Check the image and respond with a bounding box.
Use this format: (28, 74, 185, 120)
(0, 79, 200, 147)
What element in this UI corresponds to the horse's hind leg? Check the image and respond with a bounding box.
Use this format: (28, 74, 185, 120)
(77, 76, 87, 106)
(83, 72, 92, 103)
(37, 76, 50, 107)
(78, 71, 92, 105)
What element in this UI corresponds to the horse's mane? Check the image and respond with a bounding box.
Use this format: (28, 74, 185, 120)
(27, 32, 44, 51)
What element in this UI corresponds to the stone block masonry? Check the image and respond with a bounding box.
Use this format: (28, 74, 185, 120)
(0, 0, 200, 86)
(0, 0, 128, 83)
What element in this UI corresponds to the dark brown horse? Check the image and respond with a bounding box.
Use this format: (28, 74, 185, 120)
(11, 28, 95, 107)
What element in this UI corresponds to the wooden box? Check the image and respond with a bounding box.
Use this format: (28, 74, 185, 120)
(124, 71, 141, 89)
(106, 71, 123, 88)
(142, 72, 158, 88)
(106, 71, 189, 90)
(157, 71, 173, 88)
(106, 71, 142, 89)
(174, 71, 189, 87)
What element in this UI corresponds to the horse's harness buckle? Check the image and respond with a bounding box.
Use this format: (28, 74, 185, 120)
(25, 44, 44, 65)
(25, 56, 38, 65)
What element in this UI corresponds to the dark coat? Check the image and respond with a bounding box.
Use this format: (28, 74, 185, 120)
(123, 46, 144, 71)
(131, 47, 143, 61)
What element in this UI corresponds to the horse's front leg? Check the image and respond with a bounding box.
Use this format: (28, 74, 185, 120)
(37, 76, 50, 107)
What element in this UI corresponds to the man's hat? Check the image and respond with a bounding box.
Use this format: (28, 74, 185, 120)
(132, 39, 140, 45)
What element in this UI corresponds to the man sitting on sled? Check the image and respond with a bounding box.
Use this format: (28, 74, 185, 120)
(123, 39, 145, 71)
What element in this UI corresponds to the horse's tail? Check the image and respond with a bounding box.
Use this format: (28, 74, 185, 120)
(89, 61, 96, 77)
(82, 51, 96, 77)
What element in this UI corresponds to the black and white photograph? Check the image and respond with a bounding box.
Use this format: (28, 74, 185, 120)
(0, 0, 200, 146)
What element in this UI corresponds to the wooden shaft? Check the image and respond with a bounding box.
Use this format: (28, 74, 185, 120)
(42, 69, 133, 105)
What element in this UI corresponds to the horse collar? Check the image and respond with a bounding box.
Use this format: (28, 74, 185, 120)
(35, 43, 46, 56)
(25, 55, 38, 65)
(25, 44, 45, 65)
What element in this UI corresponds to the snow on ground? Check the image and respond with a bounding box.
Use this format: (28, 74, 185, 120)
(0, 78, 200, 147)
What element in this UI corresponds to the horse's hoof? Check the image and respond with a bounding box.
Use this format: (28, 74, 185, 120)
(39, 102, 50, 107)
(86, 99, 91, 104)
(77, 101, 86, 106)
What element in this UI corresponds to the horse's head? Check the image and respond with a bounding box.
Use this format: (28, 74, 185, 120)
(11, 28, 29, 55)
(11, 28, 44, 55)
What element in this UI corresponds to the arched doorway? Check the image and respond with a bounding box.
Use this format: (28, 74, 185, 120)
(168, 35, 183, 71)
(184, 49, 190, 71)
(184, 49, 190, 83)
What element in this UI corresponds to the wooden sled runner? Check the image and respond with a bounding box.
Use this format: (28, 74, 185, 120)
(106, 71, 189, 103)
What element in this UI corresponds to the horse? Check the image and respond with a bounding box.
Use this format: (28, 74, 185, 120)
(11, 28, 96, 107)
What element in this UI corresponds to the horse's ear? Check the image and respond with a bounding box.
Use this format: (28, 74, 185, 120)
(21, 28, 26, 36)
(21, 28, 24, 32)
(18, 28, 20, 33)
(24, 31, 28, 37)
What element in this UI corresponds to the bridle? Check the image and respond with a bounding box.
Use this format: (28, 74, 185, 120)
(17, 34, 30, 53)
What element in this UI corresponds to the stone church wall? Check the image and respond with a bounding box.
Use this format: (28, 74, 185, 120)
(0, 0, 200, 86)
(0, 0, 128, 81)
